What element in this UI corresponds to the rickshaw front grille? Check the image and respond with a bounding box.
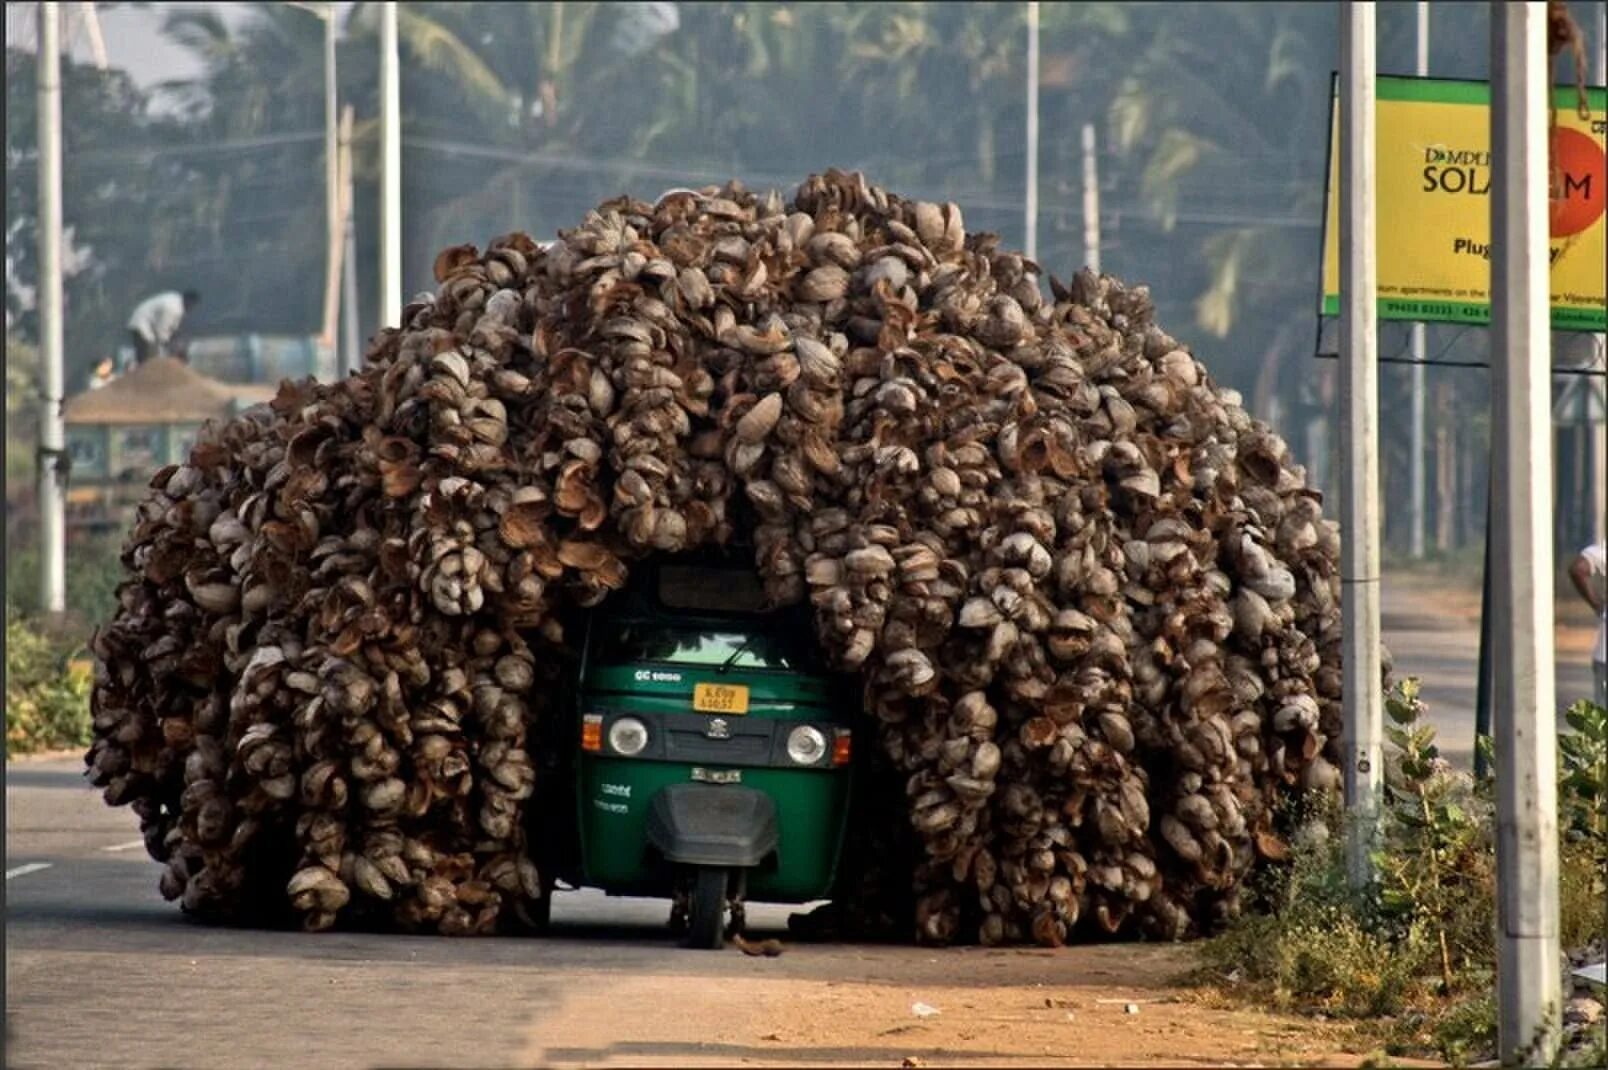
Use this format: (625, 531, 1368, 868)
(663, 727, 772, 764)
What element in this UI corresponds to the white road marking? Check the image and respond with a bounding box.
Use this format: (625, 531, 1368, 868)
(101, 839, 147, 852)
(6, 863, 52, 880)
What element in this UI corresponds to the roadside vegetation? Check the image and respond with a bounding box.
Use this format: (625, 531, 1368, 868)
(5, 609, 93, 756)
(1195, 682, 1608, 1066)
(7, 331, 123, 757)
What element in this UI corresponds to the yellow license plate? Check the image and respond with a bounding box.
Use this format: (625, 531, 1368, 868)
(693, 682, 749, 714)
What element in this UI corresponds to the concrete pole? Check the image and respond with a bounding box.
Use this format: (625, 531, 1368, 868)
(379, 1, 402, 329)
(1489, 4, 1561, 1060)
(1082, 122, 1100, 274)
(1023, 0, 1039, 262)
(1408, 0, 1428, 559)
(339, 105, 360, 378)
(318, 6, 340, 352)
(36, 1, 66, 617)
(1339, 0, 1382, 890)
(77, 2, 106, 69)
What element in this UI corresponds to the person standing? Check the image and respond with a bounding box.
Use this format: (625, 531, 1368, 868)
(125, 289, 198, 364)
(1569, 539, 1607, 708)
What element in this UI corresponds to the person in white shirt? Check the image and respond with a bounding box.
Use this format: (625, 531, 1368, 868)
(1569, 539, 1607, 708)
(126, 290, 198, 364)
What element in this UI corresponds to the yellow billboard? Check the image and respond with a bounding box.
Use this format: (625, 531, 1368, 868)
(1321, 76, 1606, 332)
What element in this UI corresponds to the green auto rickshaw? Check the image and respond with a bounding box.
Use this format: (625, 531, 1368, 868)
(536, 555, 856, 949)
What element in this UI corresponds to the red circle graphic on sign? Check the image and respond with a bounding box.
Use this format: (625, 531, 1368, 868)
(1550, 127, 1606, 238)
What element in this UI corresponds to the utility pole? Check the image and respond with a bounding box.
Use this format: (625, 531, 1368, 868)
(1339, 0, 1381, 890)
(339, 105, 360, 378)
(1023, 0, 1039, 262)
(77, 2, 106, 69)
(1082, 122, 1100, 273)
(320, 3, 339, 356)
(36, 1, 65, 617)
(380, 1, 402, 330)
(1593, 0, 1607, 543)
(1408, 0, 1428, 559)
(1489, 3, 1560, 1061)
(308, 4, 340, 370)
(288, 1, 341, 362)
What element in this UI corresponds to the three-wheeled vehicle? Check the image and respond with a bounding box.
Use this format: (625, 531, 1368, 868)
(534, 555, 855, 948)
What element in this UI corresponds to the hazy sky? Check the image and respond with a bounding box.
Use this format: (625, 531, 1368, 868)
(6, 3, 353, 96)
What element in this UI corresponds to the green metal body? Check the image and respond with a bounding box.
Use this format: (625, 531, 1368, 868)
(565, 563, 854, 904)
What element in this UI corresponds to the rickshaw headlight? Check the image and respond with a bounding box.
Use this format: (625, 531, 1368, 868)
(785, 725, 828, 766)
(607, 716, 650, 757)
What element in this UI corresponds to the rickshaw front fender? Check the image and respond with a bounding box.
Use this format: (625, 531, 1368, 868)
(645, 783, 778, 868)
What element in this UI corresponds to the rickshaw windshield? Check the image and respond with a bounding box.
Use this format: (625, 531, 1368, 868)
(593, 621, 822, 672)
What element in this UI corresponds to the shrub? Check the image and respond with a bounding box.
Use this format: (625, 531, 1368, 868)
(5, 608, 92, 755)
(1558, 700, 1607, 863)
(1372, 678, 1496, 994)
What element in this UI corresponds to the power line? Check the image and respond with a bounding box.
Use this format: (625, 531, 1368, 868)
(7, 130, 324, 169)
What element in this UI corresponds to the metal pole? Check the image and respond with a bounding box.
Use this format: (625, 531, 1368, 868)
(1339, 0, 1381, 890)
(1408, 0, 1428, 559)
(1490, 2, 1560, 1060)
(339, 105, 360, 377)
(1081, 122, 1101, 274)
(1023, 0, 1039, 262)
(379, 1, 402, 329)
(36, 1, 65, 617)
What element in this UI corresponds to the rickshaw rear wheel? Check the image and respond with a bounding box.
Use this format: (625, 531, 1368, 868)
(685, 866, 728, 950)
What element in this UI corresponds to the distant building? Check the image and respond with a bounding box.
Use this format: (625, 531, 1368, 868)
(63, 356, 276, 533)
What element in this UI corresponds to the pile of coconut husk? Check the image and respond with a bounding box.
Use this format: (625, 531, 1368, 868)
(86, 170, 1342, 943)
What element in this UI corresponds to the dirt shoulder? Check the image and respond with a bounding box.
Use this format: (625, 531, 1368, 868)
(522, 942, 1383, 1068)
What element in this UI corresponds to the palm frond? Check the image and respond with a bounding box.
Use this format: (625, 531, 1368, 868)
(396, 7, 510, 111)
(1194, 227, 1262, 338)
(1264, 25, 1307, 95)
(161, 9, 236, 64)
(1109, 79, 1151, 154)
(1140, 128, 1219, 231)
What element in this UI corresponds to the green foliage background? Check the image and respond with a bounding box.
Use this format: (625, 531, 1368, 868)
(7, 1, 1545, 401)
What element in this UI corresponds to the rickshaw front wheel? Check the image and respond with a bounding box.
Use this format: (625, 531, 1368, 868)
(685, 866, 728, 950)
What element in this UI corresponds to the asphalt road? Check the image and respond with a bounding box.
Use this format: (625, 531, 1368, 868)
(1380, 579, 1595, 765)
(4, 756, 821, 1068)
(9, 756, 1356, 1070)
